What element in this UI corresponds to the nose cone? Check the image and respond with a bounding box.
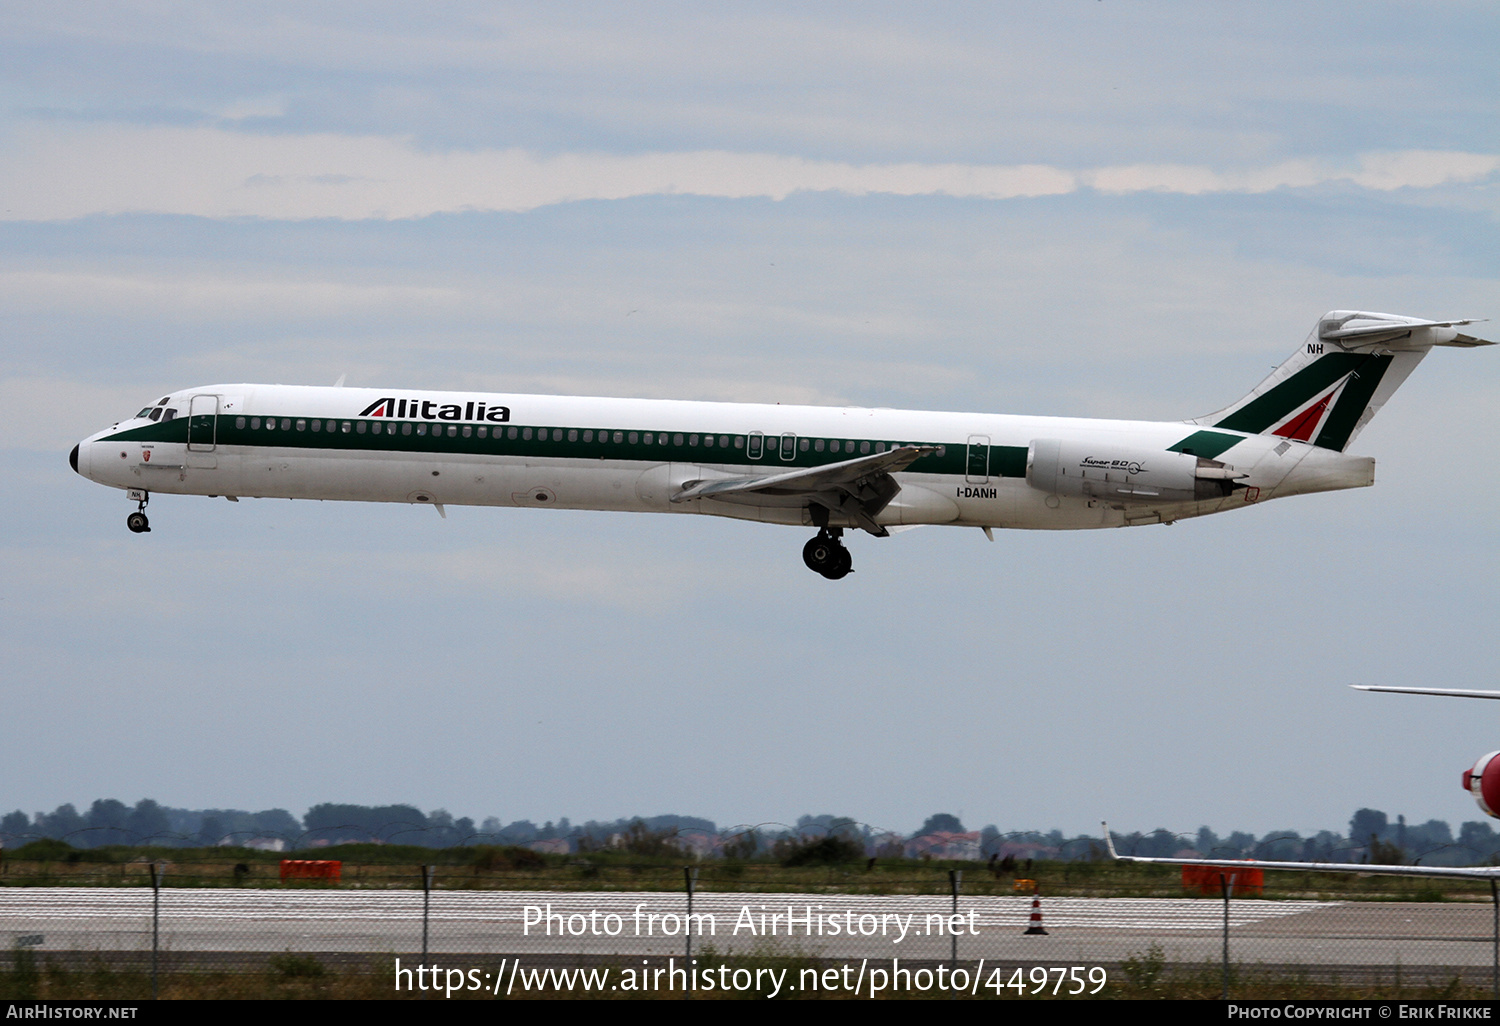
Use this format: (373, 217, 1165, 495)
(70, 443, 80, 474)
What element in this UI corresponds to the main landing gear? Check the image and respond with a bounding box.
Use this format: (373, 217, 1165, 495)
(126, 494, 150, 534)
(802, 528, 852, 580)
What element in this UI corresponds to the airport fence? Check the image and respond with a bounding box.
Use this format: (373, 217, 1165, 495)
(1, 862, 1498, 999)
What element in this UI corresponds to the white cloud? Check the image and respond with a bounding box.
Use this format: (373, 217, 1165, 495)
(3, 124, 1494, 222)
(1085, 152, 1500, 196)
(0, 269, 463, 319)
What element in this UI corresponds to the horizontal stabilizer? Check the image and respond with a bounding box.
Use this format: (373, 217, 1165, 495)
(1322, 316, 1491, 346)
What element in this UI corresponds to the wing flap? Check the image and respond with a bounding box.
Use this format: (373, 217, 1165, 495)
(674, 444, 938, 502)
(673, 444, 939, 537)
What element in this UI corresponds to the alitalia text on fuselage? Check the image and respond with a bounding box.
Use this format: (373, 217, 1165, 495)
(359, 397, 510, 423)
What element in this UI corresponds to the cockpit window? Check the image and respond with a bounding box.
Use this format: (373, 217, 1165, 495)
(149, 408, 163, 421)
(160, 408, 177, 421)
(158, 397, 170, 406)
(136, 407, 155, 419)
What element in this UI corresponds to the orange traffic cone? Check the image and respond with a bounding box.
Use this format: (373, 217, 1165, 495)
(1023, 889, 1049, 935)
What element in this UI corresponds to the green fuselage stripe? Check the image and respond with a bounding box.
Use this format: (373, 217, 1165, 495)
(110, 416, 1037, 480)
(1167, 430, 1245, 460)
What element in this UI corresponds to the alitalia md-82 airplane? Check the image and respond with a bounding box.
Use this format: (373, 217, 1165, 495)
(70, 310, 1489, 579)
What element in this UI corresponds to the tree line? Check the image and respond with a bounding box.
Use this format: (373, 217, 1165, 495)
(3, 801, 1497, 867)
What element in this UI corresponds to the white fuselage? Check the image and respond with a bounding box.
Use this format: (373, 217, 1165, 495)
(72, 383, 1375, 533)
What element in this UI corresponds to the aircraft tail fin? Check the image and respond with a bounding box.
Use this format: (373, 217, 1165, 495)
(1191, 311, 1492, 452)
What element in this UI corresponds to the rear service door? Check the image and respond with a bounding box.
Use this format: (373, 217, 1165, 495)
(966, 435, 990, 483)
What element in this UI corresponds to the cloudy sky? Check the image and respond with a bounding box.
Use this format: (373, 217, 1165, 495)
(3, 2, 1497, 844)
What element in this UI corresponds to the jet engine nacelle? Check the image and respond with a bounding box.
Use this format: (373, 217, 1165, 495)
(1026, 438, 1242, 505)
(1464, 751, 1500, 819)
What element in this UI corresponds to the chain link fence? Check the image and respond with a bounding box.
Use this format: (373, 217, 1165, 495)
(3, 862, 1499, 998)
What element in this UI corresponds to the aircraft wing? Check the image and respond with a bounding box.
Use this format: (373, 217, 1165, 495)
(1101, 823, 1500, 881)
(673, 444, 939, 537)
(1352, 685, 1500, 700)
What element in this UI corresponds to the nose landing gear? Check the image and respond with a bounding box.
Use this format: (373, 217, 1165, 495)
(802, 528, 852, 579)
(127, 494, 150, 534)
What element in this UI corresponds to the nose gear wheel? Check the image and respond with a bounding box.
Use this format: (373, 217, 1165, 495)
(127, 494, 151, 533)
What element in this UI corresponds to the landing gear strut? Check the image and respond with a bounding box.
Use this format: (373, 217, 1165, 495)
(802, 528, 852, 579)
(126, 494, 150, 534)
